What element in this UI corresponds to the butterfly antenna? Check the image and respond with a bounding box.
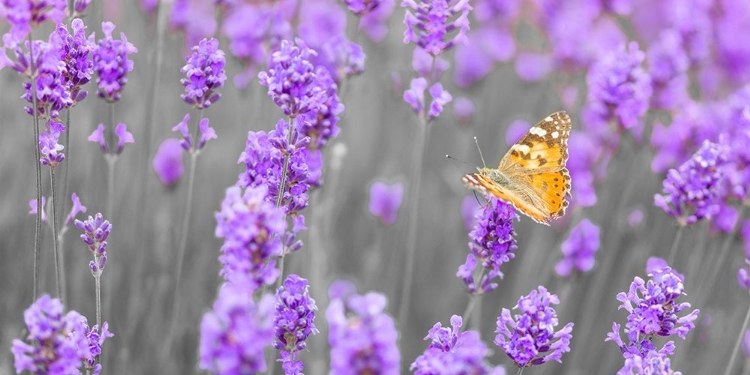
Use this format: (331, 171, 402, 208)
(445, 154, 472, 167)
(473, 190, 482, 205)
(474, 136, 487, 168)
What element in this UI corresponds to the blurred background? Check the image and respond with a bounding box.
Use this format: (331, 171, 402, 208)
(1, 0, 750, 374)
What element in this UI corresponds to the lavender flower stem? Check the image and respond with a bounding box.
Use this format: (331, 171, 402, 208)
(49, 168, 62, 300)
(517, 367, 524, 375)
(61, 109, 71, 225)
(461, 268, 485, 325)
(667, 225, 684, 265)
(106, 103, 115, 218)
(723, 294, 750, 375)
(94, 269, 101, 329)
(274, 115, 296, 289)
(57, 228, 67, 305)
(398, 116, 431, 328)
(173, 151, 198, 305)
(29, 32, 42, 300)
(705, 206, 746, 293)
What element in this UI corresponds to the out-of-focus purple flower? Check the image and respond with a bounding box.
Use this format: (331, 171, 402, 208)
(81, 319, 113, 373)
(172, 113, 217, 151)
(428, 83, 452, 120)
(404, 77, 427, 116)
(584, 41, 652, 139)
(29, 196, 47, 223)
(181, 37, 226, 109)
(404, 78, 452, 120)
(114, 123, 133, 154)
(238, 119, 312, 217)
(314, 35, 366, 83)
(153, 139, 185, 186)
(737, 259, 750, 289)
(555, 219, 600, 277)
(711, 203, 738, 234)
(88, 124, 106, 152)
(567, 131, 601, 208)
(505, 119, 529, 147)
(75, 213, 110, 276)
(453, 96, 474, 127)
(495, 286, 574, 368)
(743, 330, 750, 359)
(647, 29, 689, 110)
(93, 22, 137, 102)
(457, 196, 517, 294)
(460, 195, 481, 232)
(412, 315, 504, 374)
(297, 0, 346, 48)
(628, 208, 644, 228)
(140, 0, 157, 13)
(11, 295, 88, 374)
(645, 257, 685, 282)
(453, 27, 514, 88)
(358, 0, 395, 42)
(299, 66, 343, 150)
(412, 47, 449, 82)
(654, 140, 729, 226)
(172, 113, 192, 150)
(215, 185, 286, 290)
(326, 281, 400, 374)
(273, 274, 318, 373)
(402, 0, 472, 56)
(39, 121, 65, 168)
(199, 284, 275, 374)
(515, 52, 554, 81)
(169, 0, 217, 50)
(0, 0, 67, 47)
(64, 192, 87, 227)
(368, 181, 404, 225)
(197, 118, 217, 149)
(344, 0, 379, 15)
(73, 0, 90, 14)
(56, 19, 95, 106)
(721, 93, 750, 204)
(258, 39, 321, 117)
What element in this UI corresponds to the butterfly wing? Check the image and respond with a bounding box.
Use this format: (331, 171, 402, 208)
(499, 111, 572, 223)
(463, 111, 572, 225)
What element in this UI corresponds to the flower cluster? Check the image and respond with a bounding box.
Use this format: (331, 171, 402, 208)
(56, 18, 95, 106)
(654, 140, 729, 226)
(258, 39, 322, 117)
(368, 181, 404, 225)
(273, 274, 318, 374)
(402, 0, 471, 56)
(93, 22, 137, 102)
(606, 266, 699, 374)
(326, 280, 400, 374)
(11, 295, 112, 374)
(647, 29, 689, 110)
(88, 122, 134, 155)
(199, 284, 275, 374)
(412, 315, 503, 374)
(215, 185, 286, 290)
(457, 196, 517, 294)
(299, 66, 343, 150)
(180, 37, 226, 109)
(39, 120, 65, 168)
(495, 286, 574, 368)
(74, 213, 111, 277)
(172, 113, 217, 152)
(584, 41, 652, 140)
(555, 219, 600, 277)
(0, 0, 66, 47)
(21, 37, 72, 121)
(344, 0, 380, 15)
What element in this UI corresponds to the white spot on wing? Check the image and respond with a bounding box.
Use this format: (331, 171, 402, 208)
(551, 131, 559, 139)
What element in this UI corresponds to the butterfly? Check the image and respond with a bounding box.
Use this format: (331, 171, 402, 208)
(462, 111, 572, 225)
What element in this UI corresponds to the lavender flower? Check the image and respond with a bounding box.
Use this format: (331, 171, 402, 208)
(215, 185, 286, 290)
(93, 22, 137, 102)
(404, 77, 453, 120)
(274, 274, 318, 373)
(738, 258, 750, 289)
(64, 192, 87, 227)
(56, 18, 95, 106)
(315, 35, 365, 83)
(369, 181, 404, 225)
(199, 284, 275, 374)
(647, 29, 689, 110)
(0, 0, 66, 47)
(299, 66, 343, 150)
(81, 319, 113, 374)
(344, 0, 380, 15)
(11, 295, 88, 374)
(153, 139, 185, 185)
(87, 123, 134, 155)
(412, 315, 504, 374)
(654, 140, 729, 226)
(258, 39, 322, 117)
(20, 36, 71, 121)
(555, 219, 600, 277)
(74, 213, 110, 276)
(606, 266, 699, 374)
(453, 96, 474, 127)
(495, 286, 574, 368)
(584, 41, 652, 138)
(457, 196, 517, 294)
(73, 0, 90, 14)
(39, 120, 65, 168)
(172, 113, 217, 151)
(28, 196, 47, 223)
(402, 0, 472, 56)
(181, 38, 226, 109)
(169, 0, 218, 50)
(326, 280, 400, 374)
(460, 195, 481, 232)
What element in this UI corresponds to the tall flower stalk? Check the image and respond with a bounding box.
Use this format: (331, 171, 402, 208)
(75, 213, 111, 335)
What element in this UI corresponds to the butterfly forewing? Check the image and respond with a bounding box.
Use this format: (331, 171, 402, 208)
(463, 111, 572, 225)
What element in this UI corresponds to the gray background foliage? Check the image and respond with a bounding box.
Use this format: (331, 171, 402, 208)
(0, 1, 745, 374)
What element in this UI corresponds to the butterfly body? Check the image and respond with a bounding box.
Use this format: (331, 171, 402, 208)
(463, 111, 572, 225)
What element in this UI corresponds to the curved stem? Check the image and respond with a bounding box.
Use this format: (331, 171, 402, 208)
(724, 297, 750, 375)
(49, 168, 61, 300)
(667, 225, 684, 266)
(29, 32, 42, 300)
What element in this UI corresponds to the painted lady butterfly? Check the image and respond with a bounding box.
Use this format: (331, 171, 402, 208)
(463, 111, 572, 225)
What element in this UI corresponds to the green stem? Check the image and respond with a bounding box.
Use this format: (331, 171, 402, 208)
(724, 296, 750, 375)
(49, 168, 61, 300)
(29, 32, 42, 300)
(667, 225, 684, 266)
(274, 115, 296, 290)
(61, 109, 71, 225)
(461, 267, 486, 325)
(706, 206, 746, 290)
(517, 367, 524, 375)
(106, 103, 116, 219)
